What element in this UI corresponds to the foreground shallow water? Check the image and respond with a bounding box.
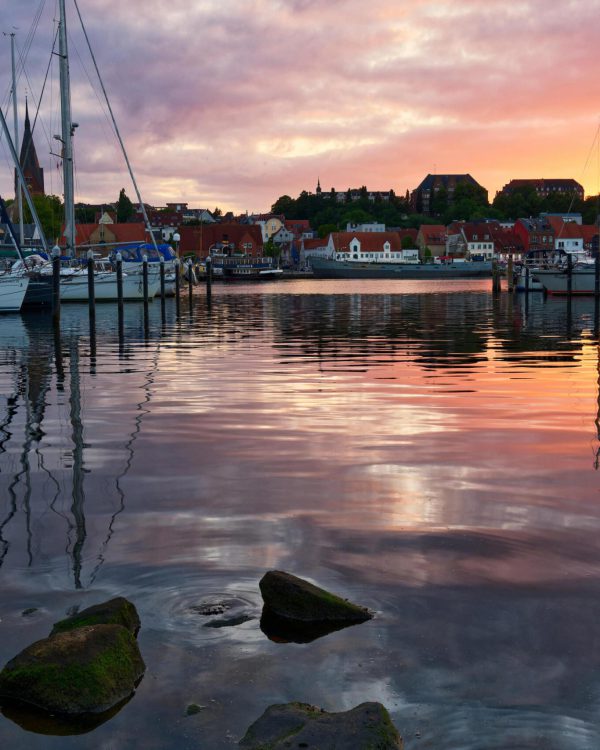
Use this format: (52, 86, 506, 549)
(1, 279, 600, 748)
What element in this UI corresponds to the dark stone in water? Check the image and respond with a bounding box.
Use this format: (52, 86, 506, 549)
(51, 597, 141, 637)
(0, 624, 145, 715)
(0, 694, 132, 736)
(260, 608, 359, 643)
(238, 701, 403, 749)
(186, 703, 206, 716)
(259, 570, 373, 623)
(191, 603, 228, 616)
(203, 614, 254, 629)
(21, 608, 38, 617)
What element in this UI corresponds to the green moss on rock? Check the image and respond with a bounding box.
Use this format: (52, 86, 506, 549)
(239, 701, 403, 749)
(51, 597, 140, 636)
(0, 624, 145, 715)
(259, 570, 373, 623)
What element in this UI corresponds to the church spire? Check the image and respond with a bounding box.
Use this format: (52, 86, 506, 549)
(16, 96, 45, 196)
(316, 177, 322, 195)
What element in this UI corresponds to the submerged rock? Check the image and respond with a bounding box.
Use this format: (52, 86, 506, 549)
(51, 597, 140, 636)
(0, 624, 145, 715)
(260, 608, 356, 644)
(239, 701, 403, 749)
(259, 570, 373, 623)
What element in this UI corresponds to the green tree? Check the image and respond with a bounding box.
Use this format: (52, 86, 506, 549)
(116, 188, 134, 222)
(318, 223, 337, 238)
(271, 195, 296, 215)
(22, 193, 63, 243)
(263, 237, 279, 258)
(401, 235, 415, 249)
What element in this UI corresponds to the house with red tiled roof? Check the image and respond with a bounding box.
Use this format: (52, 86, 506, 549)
(300, 237, 330, 266)
(416, 225, 447, 258)
(66, 221, 147, 256)
(178, 223, 263, 258)
(327, 231, 408, 262)
(514, 218, 554, 255)
(284, 219, 312, 239)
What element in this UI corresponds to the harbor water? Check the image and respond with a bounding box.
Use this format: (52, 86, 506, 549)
(1, 279, 599, 748)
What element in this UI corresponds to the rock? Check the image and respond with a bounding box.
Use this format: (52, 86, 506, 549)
(239, 701, 403, 749)
(0, 624, 145, 715)
(51, 597, 140, 637)
(260, 608, 354, 644)
(21, 608, 38, 617)
(186, 703, 207, 716)
(259, 570, 373, 623)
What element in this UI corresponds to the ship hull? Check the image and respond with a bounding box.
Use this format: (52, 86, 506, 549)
(309, 258, 493, 279)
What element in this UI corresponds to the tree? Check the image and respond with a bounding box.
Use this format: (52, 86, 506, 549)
(318, 223, 337, 238)
(212, 207, 223, 219)
(22, 193, 63, 243)
(401, 235, 415, 249)
(271, 195, 296, 216)
(116, 188, 134, 223)
(263, 237, 279, 258)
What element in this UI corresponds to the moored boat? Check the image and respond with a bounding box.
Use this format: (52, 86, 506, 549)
(535, 266, 600, 295)
(309, 256, 492, 279)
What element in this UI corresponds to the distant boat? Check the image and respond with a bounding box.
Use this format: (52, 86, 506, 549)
(309, 256, 492, 279)
(534, 266, 600, 295)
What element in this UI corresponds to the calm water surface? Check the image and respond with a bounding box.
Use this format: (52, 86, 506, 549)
(1, 279, 599, 748)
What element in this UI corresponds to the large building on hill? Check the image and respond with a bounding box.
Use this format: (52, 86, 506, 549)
(497, 178, 584, 201)
(410, 174, 486, 216)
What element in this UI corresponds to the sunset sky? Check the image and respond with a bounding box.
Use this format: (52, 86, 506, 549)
(1, 0, 600, 214)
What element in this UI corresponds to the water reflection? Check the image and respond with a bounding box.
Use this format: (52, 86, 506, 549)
(0, 283, 600, 748)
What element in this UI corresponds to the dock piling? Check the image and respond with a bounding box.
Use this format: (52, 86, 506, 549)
(175, 258, 181, 318)
(87, 249, 96, 325)
(116, 252, 124, 326)
(52, 245, 61, 326)
(206, 255, 212, 303)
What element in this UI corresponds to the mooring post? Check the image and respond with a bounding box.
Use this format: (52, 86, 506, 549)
(142, 253, 149, 319)
(206, 255, 212, 302)
(159, 258, 166, 321)
(492, 259, 501, 293)
(187, 259, 193, 303)
(525, 265, 530, 293)
(87, 249, 96, 325)
(567, 253, 573, 296)
(52, 245, 61, 326)
(175, 258, 181, 317)
(594, 250, 600, 336)
(116, 251, 124, 324)
(507, 255, 514, 293)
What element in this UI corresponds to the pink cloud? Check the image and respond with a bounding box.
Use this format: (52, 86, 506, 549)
(1, 0, 599, 213)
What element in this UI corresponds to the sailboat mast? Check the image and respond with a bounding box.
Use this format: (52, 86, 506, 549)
(58, 0, 76, 255)
(8, 33, 25, 246)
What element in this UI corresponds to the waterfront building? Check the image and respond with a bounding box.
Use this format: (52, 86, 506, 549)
(416, 225, 447, 258)
(326, 231, 403, 260)
(178, 223, 263, 258)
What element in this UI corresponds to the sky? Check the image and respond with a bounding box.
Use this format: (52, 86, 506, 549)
(1, 0, 600, 215)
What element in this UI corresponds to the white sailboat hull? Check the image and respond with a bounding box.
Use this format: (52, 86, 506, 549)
(0, 274, 29, 311)
(58, 270, 160, 302)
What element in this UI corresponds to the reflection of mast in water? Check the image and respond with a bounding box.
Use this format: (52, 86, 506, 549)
(69, 340, 87, 590)
(595, 344, 600, 470)
(0, 365, 22, 567)
(89, 342, 161, 585)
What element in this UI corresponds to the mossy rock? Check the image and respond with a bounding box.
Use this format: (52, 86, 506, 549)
(259, 570, 373, 623)
(51, 597, 140, 637)
(0, 624, 145, 715)
(239, 701, 403, 749)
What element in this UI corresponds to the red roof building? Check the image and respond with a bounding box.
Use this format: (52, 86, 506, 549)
(179, 224, 264, 258)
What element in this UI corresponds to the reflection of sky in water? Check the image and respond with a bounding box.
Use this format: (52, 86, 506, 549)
(1, 283, 600, 748)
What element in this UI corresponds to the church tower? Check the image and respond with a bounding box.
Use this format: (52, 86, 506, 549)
(316, 177, 322, 195)
(15, 100, 45, 197)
